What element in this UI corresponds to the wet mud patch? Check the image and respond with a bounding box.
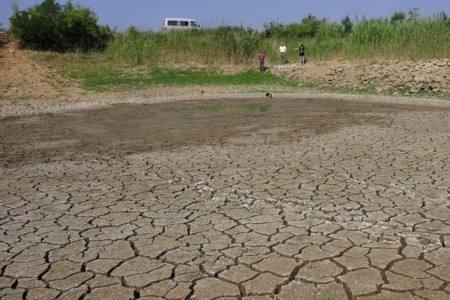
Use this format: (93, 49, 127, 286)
(0, 97, 446, 167)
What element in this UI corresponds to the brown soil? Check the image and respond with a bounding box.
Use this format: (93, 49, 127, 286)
(0, 35, 83, 100)
(1, 97, 446, 168)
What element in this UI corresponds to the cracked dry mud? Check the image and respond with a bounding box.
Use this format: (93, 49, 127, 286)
(1, 97, 450, 300)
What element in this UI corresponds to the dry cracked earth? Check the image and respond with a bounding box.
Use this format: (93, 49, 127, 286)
(1, 97, 450, 300)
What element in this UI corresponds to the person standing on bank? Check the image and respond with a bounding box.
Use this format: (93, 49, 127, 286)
(279, 43, 287, 64)
(299, 43, 305, 65)
(258, 49, 266, 72)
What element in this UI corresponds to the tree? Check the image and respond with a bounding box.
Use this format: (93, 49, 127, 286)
(408, 8, 420, 20)
(341, 16, 353, 36)
(390, 11, 406, 23)
(9, 0, 111, 51)
(263, 21, 283, 38)
(57, 2, 111, 51)
(298, 15, 324, 38)
(436, 11, 448, 22)
(10, 0, 61, 50)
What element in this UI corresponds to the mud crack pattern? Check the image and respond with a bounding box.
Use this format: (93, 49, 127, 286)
(1, 98, 450, 300)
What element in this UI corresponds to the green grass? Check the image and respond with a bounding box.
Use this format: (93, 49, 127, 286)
(70, 68, 297, 91)
(34, 50, 298, 91)
(149, 69, 295, 85)
(35, 51, 297, 91)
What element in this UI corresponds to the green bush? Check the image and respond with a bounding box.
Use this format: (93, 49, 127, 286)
(390, 12, 406, 24)
(341, 16, 353, 36)
(9, 0, 111, 51)
(264, 16, 328, 40)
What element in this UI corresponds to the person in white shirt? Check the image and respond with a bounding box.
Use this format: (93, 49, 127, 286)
(279, 44, 287, 64)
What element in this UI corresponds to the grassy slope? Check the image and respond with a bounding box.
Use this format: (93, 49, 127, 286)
(73, 69, 297, 91)
(33, 51, 450, 100)
(35, 52, 298, 91)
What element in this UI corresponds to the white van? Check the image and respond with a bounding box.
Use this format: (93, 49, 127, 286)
(162, 18, 201, 30)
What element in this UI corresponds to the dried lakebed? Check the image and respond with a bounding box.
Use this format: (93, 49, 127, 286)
(1, 97, 450, 300)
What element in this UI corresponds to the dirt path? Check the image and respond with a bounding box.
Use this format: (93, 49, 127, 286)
(1, 97, 450, 300)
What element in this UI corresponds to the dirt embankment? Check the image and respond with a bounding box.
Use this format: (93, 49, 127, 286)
(273, 58, 450, 96)
(0, 33, 83, 101)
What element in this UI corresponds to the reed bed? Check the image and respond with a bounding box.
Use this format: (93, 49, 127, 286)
(346, 18, 450, 59)
(104, 15, 450, 67)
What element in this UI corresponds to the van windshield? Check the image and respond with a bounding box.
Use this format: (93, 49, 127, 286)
(190, 21, 199, 27)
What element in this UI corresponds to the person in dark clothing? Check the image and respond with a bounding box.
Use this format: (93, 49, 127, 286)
(258, 49, 266, 72)
(299, 44, 305, 65)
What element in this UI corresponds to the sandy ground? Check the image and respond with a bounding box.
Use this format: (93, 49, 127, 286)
(1, 96, 450, 300)
(0, 39, 85, 100)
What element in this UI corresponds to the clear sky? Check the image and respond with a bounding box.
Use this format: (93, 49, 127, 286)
(1, 0, 450, 30)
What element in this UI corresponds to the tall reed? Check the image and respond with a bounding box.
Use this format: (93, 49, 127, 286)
(104, 16, 450, 67)
(346, 18, 450, 59)
(106, 26, 264, 66)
